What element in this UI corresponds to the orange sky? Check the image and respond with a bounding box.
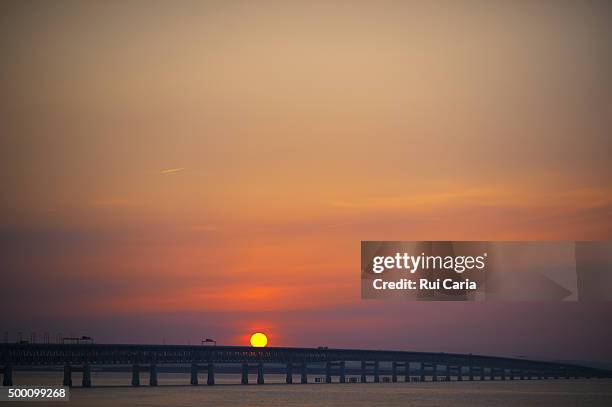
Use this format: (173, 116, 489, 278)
(1, 0, 611, 361)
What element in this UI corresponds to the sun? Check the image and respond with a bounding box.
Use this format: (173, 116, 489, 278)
(250, 332, 268, 348)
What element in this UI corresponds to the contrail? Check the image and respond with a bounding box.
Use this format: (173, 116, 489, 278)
(160, 167, 185, 174)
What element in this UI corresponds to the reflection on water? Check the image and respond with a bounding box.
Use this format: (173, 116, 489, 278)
(6, 373, 612, 407)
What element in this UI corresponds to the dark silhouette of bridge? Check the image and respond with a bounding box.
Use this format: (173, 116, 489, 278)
(1, 343, 610, 387)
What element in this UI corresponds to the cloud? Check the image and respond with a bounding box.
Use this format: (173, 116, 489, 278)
(90, 198, 137, 207)
(328, 187, 612, 211)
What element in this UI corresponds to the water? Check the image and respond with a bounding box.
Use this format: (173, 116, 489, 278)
(5, 373, 612, 406)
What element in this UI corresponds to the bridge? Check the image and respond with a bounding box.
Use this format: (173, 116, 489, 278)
(1, 343, 610, 387)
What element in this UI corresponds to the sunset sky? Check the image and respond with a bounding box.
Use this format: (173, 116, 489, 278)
(1, 1, 611, 363)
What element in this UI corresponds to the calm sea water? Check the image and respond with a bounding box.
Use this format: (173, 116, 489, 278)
(5, 373, 612, 407)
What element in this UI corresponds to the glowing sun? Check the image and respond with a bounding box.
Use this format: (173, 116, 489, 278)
(250, 332, 268, 348)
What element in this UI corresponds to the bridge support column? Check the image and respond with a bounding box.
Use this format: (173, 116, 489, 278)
(520, 371, 525, 380)
(207, 363, 215, 385)
(286, 362, 293, 384)
(257, 362, 264, 385)
(63, 365, 72, 387)
(325, 361, 332, 383)
(339, 361, 346, 383)
(361, 361, 367, 383)
(392, 362, 398, 383)
(3, 364, 13, 386)
(501, 369, 506, 380)
(480, 367, 485, 381)
(445, 365, 451, 381)
(469, 365, 474, 381)
(149, 364, 157, 386)
(131, 364, 140, 386)
(191, 363, 199, 385)
(82, 364, 91, 387)
(457, 366, 463, 381)
(420, 363, 425, 382)
(241, 363, 249, 385)
(373, 361, 379, 383)
(432, 364, 437, 382)
(301, 363, 307, 384)
(404, 362, 410, 382)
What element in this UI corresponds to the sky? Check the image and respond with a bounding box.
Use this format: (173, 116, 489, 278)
(1, 1, 611, 363)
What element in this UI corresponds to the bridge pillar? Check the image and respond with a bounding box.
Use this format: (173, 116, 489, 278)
(404, 362, 410, 382)
(339, 361, 346, 383)
(3, 364, 13, 386)
(325, 361, 332, 383)
(63, 365, 72, 387)
(191, 363, 199, 385)
(420, 363, 426, 382)
(392, 362, 398, 383)
(257, 362, 264, 385)
(373, 361, 380, 383)
(490, 368, 496, 380)
(445, 365, 451, 381)
(241, 363, 249, 385)
(457, 366, 463, 381)
(207, 363, 215, 385)
(361, 361, 367, 383)
(432, 364, 437, 382)
(480, 367, 485, 381)
(82, 364, 91, 387)
(501, 368, 506, 380)
(286, 362, 293, 384)
(149, 364, 158, 386)
(131, 364, 140, 386)
(520, 370, 525, 380)
(538, 371, 542, 380)
(301, 363, 307, 384)
(468, 365, 474, 381)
